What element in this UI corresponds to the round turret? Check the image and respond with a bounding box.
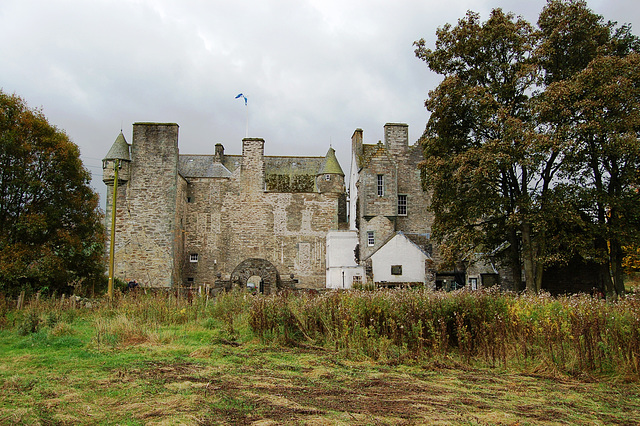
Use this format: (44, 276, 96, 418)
(316, 147, 345, 193)
(102, 131, 131, 185)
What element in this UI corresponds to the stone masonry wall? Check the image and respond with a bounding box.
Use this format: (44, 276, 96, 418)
(110, 123, 180, 287)
(107, 125, 343, 290)
(356, 124, 439, 273)
(181, 175, 339, 289)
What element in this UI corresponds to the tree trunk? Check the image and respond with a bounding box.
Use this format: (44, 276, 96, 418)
(594, 235, 615, 298)
(534, 227, 547, 293)
(507, 228, 522, 291)
(521, 222, 537, 293)
(610, 239, 625, 298)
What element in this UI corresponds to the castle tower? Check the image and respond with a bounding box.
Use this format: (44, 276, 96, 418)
(102, 131, 131, 186)
(103, 123, 182, 288)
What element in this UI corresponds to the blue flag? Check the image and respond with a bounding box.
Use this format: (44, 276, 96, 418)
(235, 93, 247, 105)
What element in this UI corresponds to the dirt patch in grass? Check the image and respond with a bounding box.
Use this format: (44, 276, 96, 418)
(93, 352, 639, 425)
(2, 331, 639, 425)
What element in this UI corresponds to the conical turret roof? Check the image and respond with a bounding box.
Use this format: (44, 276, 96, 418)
(103, 131, 130, 161)
(318, 147, 344, 176)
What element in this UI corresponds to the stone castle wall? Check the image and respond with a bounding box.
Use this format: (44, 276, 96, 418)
(182, 174, 340, 289)
(107, 123, 180, 287)
(356, 123, 438, 272)
(106, 126, 342, 289)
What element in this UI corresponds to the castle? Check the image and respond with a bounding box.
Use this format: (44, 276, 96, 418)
(103, 122, 449, 291)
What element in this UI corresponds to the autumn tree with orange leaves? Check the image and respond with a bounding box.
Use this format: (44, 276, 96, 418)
(0, 90, 104, 296)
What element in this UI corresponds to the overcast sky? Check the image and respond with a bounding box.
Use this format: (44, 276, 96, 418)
(1, 0, 638, 208)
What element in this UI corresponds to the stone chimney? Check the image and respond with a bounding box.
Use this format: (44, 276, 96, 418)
(241, 138, 265, 192)
(384, 123, 409, 156)
(352, 128, 363, 163)
(214, 143, 224, 162)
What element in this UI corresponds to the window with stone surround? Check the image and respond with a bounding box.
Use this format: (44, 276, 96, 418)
(398, 194, 407, 216)
(391, 265, 402, 275)
(325, 174, 331, 181)
(353, 275, 362, 285)
(377, 174, 384, 196)
(190, 253, 199, 263)
(367, 231, 375, 246)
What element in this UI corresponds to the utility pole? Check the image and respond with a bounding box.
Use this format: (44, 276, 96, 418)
(107, 158, 119, 300)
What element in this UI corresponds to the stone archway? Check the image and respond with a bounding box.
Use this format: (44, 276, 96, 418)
(230, 258, 282, 294)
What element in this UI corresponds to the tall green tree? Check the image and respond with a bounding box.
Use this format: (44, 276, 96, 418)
(0, 90, 104, 296)
(539, 53, 640, 297)
(535, 0, 640, 298)
(416, 0, 640, 295)
(414, 9, 542, 291)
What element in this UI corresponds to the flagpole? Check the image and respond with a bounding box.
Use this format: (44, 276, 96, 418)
(236, 93, 249, 138)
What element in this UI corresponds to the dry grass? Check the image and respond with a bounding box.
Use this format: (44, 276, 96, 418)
(0, 290, 639, 424)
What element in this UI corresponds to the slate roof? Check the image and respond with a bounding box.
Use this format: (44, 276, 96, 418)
(103, 132, 131, 161)
(319, 147, 344, 175)
(363, 231, 433, 261)
(265, 156, 325, 176)
(178, 154, 330, 179)
(179, 155, 233, 178)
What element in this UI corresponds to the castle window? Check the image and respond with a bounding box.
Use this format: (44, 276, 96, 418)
(190, 253, 199, 263)
(398, 194, 407, 216)
(391, 265, 403, 275)
(377, 175, 384, 196)
(187, 196, 193, 203)
(325, 174, 331, 181)
(367, 231, 375, 246)
(352, 275, 362, 285)
(187, 277, 194, 283)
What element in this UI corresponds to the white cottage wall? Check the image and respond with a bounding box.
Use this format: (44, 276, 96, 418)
(371, 234, 427, 283)
(326, 230, 364, 288)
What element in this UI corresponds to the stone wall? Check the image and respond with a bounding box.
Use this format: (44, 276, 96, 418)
(354, 123, 439, 276)
(107, 123, 180, 287)
(181, 174, 339, 288)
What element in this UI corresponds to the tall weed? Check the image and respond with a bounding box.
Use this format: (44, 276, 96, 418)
(247, 289, 640, 378)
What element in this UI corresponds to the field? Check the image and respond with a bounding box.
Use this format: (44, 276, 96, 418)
(0, 289, 639, 425)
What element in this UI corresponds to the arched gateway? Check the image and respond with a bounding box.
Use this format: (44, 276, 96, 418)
(230, 258, 282, 294)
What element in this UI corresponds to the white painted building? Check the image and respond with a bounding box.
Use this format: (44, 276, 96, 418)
(326, 230, 365, 289)
(366, 232, 431, 285)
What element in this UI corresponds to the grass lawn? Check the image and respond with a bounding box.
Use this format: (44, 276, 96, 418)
(1, 312, 639, 425)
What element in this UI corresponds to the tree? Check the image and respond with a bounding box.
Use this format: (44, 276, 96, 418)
(0, 90, 105, 296)
(539, 53, 640, 297)
(414, 9, 543, 291)
(535, 0, 640, 297)
(415, 0, 640, 296)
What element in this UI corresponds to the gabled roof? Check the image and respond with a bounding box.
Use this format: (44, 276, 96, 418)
(360, 141, 395, 168)
(363, 231, 432, 261)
